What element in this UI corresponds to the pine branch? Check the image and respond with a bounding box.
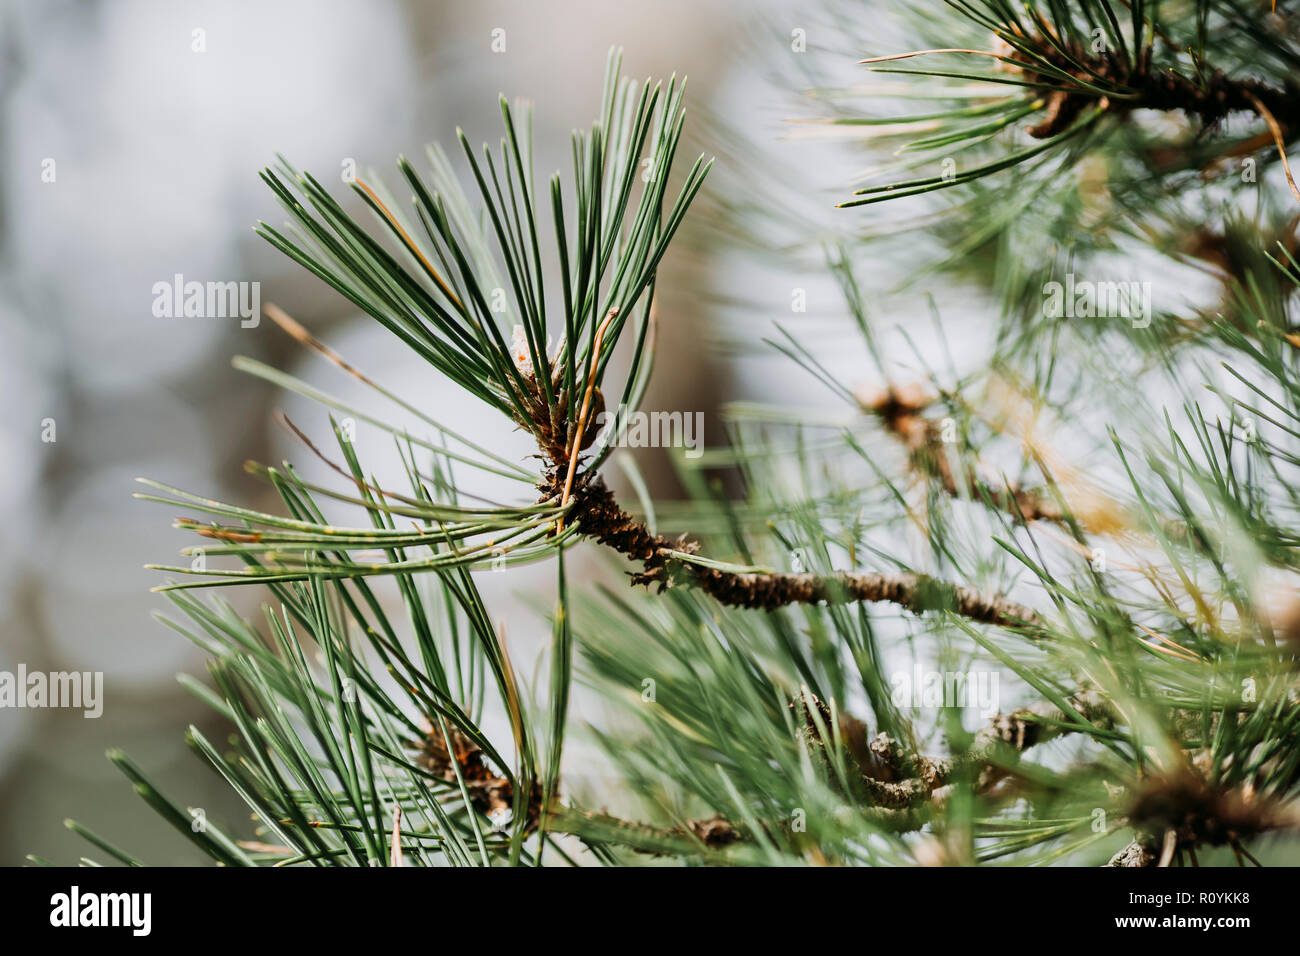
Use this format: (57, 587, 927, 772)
(845, 3, 1300, 204)
(549, 808, 746, 857)
(61, 9, 1300, 869)
(565, 688, 1114, 858)
(545, 469, 1042, 627)
(1106, 840, 1157, 867)
(1007, 35, 1300, 139)
(1107, 774, 1300, 867)
(553, 803, 932, 860)
(801, 688, 1114, 809)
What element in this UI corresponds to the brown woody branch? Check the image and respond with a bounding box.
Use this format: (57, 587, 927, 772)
(415, 722, 542, 830)
(1107, 772, 1300, 867)
(808, 688, 1115, 810)
(540, 688, 1300, 863)
(551, 808, 744, 856)
(1003, 35, 1300, 140)
(506, 331, 1040, 628)
(542, 468, 1041, 629)
(411, 713, 930, 856)
(563, 689, 1115, 858)
(411, 687, 1114, 858)
(550, 803, 930, 859)
(416, 709, 1300, 865)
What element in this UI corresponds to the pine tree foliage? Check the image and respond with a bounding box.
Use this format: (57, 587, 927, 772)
(41, 3, 1300, 867)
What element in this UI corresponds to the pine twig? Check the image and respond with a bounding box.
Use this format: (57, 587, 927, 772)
(576, 689, 1114, 857)
(1109, 771, 1300, 867)
(544, 471, 1041, 628)
(1243, 90, 1300, 205)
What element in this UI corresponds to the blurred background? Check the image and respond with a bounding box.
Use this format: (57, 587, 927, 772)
(9, 0, 1286, 868)
(0, 0, 895, 864)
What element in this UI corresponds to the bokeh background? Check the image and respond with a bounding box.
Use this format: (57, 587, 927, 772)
(0, 0, 897, 864)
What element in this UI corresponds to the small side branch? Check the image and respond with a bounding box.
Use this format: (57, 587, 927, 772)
(546, 471, 1040, 629)
(1106, 840, 1157, 867)
(1109, 772, 1300, 867)
(570, 690, 1112, 858)
(847, 689, 1113, 807)
(1001, 35, 1300, 139)
(551, 803, 930, 858)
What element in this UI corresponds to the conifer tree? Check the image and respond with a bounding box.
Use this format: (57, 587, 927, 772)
(45, 3, 1300, 868)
